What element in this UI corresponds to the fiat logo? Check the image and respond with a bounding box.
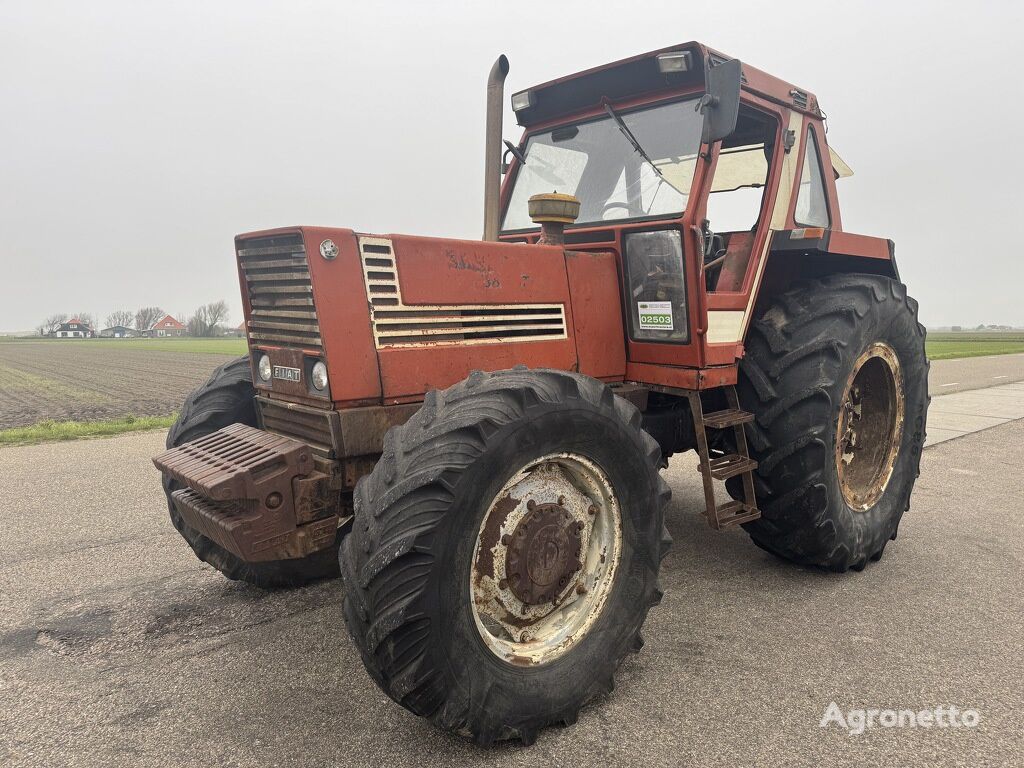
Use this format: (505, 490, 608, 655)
(319, 239, 339, 260)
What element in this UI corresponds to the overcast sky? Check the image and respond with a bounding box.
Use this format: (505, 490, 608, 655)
(1, 0, 1021, 331)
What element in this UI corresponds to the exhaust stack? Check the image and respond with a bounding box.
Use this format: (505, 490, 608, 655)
(483, 54, 510, 241)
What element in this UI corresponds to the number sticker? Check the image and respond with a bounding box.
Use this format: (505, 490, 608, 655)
(637, 301, 674, 331)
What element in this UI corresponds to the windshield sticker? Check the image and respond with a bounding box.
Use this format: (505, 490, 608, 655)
(638, 301, 674, 331)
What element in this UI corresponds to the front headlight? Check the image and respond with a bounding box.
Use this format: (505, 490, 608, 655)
(257, 354, 272, 382)
(311, 361, 328, 391)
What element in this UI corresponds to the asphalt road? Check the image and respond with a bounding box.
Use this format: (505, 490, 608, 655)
(2, 419, 1022, 766)
(928, 351, 1024, 394)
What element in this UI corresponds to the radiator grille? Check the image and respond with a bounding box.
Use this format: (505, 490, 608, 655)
(237, 234, 323, 353)
(257, 397, 338, 458)
(358, 236, 567, 348)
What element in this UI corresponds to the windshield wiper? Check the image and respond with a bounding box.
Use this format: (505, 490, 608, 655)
(603, 102, 666, 181)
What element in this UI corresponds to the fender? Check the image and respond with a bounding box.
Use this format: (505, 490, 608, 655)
(767, 228, 899, 280)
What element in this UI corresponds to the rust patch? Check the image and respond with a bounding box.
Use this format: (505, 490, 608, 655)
(474, 494, 518, 585)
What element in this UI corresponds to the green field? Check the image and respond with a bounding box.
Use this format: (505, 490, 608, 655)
(0, 336, 247, 355)
(925, 332, 1024, 361)
(0, 413, 178, 447)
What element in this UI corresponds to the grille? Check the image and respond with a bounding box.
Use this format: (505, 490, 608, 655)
(359, 236, 567, 348)
(257, 397, 339, 458)
(237, 234, 323, 353)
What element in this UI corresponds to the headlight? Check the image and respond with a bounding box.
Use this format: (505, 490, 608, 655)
(257, 354, 272, 382)
(311, 361, 328, 391)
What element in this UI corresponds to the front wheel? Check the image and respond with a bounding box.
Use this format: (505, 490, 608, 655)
(729, 274, 929, 571)
(341, 368, 671, 745)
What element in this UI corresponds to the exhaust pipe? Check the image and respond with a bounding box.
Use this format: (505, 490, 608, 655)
(483, 54, 510, 241)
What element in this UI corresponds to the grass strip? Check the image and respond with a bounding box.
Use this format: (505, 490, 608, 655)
(0, 413, 177, 447)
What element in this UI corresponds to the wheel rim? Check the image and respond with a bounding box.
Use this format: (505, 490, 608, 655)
(469, 453, 622, 667)
(835, 342, 905, 511)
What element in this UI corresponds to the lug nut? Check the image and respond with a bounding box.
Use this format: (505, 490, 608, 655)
(499, 578, 509, 590)
(576, 583, 587, 595)
(557, 496, 566, 506)
(501, 534, 511, 545)
(527, 499, 536, 510)
(588, 505, 598, 516)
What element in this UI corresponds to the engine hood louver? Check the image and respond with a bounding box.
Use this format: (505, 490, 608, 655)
(358, 236, 567, 348)
(238, 234, 323, 353)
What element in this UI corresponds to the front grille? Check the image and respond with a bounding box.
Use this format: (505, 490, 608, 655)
(237, 234, 323, 353)
(257, 396, 339, 458)
(358, 236, 567, 348)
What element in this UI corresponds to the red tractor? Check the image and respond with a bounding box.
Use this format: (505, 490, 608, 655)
(155, 42, 928, 744)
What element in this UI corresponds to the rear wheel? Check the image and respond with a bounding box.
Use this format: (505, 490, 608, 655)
(729, 274, 929, 571)
(341, 368, 671, 744)
(163, 357, 340, 588)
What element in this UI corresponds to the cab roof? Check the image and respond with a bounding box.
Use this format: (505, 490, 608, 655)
(513, 41, 821, 128)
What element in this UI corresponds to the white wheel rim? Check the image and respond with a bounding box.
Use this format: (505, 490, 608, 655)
(469, 452, 622, 667)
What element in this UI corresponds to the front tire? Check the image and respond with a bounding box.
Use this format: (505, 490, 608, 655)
(341, 368, 671, 745)
(731, 274, 929, 571)
(163, 357, 341, 588)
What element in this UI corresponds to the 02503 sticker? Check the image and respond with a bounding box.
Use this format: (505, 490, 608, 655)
(637, 301, 674, 331)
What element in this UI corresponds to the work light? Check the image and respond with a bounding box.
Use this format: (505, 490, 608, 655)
(656, 51, 692, 74)
(511, 90, 534, 112)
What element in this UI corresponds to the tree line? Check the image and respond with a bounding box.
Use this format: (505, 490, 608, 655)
(37, 301, 231, 337)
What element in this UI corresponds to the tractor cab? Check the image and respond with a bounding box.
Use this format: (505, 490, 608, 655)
(496, 42, 857, 373)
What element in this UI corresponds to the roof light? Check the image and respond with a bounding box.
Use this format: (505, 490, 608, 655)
(656, 51, 692, 74)
(511, 90, 534, 112)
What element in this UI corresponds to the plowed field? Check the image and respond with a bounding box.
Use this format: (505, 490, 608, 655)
(0, 339, 243, 429)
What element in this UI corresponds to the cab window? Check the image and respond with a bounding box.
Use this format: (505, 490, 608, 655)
(794, 127, 830, 228)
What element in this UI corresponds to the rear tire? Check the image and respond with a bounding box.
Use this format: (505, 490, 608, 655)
(163, 357, 340, 588)
(729, 274, 929, 571)
(341, 368, 671, 745)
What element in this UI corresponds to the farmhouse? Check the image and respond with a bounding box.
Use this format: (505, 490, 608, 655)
(145, 314, 186, 338)
(54, 318, 94, 338)
(100, 325, 135, 338)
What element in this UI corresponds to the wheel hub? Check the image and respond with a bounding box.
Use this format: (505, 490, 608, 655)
(469, 454, 622, 666)
(836, 342, 905, 511)
(505, 503, 582, 605)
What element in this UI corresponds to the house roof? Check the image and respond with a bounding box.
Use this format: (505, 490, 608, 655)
(149, 314, 185, 330)
(59, 318, 94, 330)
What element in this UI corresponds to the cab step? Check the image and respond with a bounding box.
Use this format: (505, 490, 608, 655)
(702, 453, 758, 480)
(687, 387, 762, 531)
(712, 500, 762, 527)
(701, 408, 754, 429)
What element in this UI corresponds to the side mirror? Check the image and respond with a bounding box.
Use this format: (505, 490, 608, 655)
(701, 58, 742, 143)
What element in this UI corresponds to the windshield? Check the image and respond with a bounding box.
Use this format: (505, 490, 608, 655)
(501, 97, 705, 231)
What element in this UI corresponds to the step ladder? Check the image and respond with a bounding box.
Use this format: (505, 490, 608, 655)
(687, 387, 762, 530)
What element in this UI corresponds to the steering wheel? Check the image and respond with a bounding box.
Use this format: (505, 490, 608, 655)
(601, 201, 632, 219)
